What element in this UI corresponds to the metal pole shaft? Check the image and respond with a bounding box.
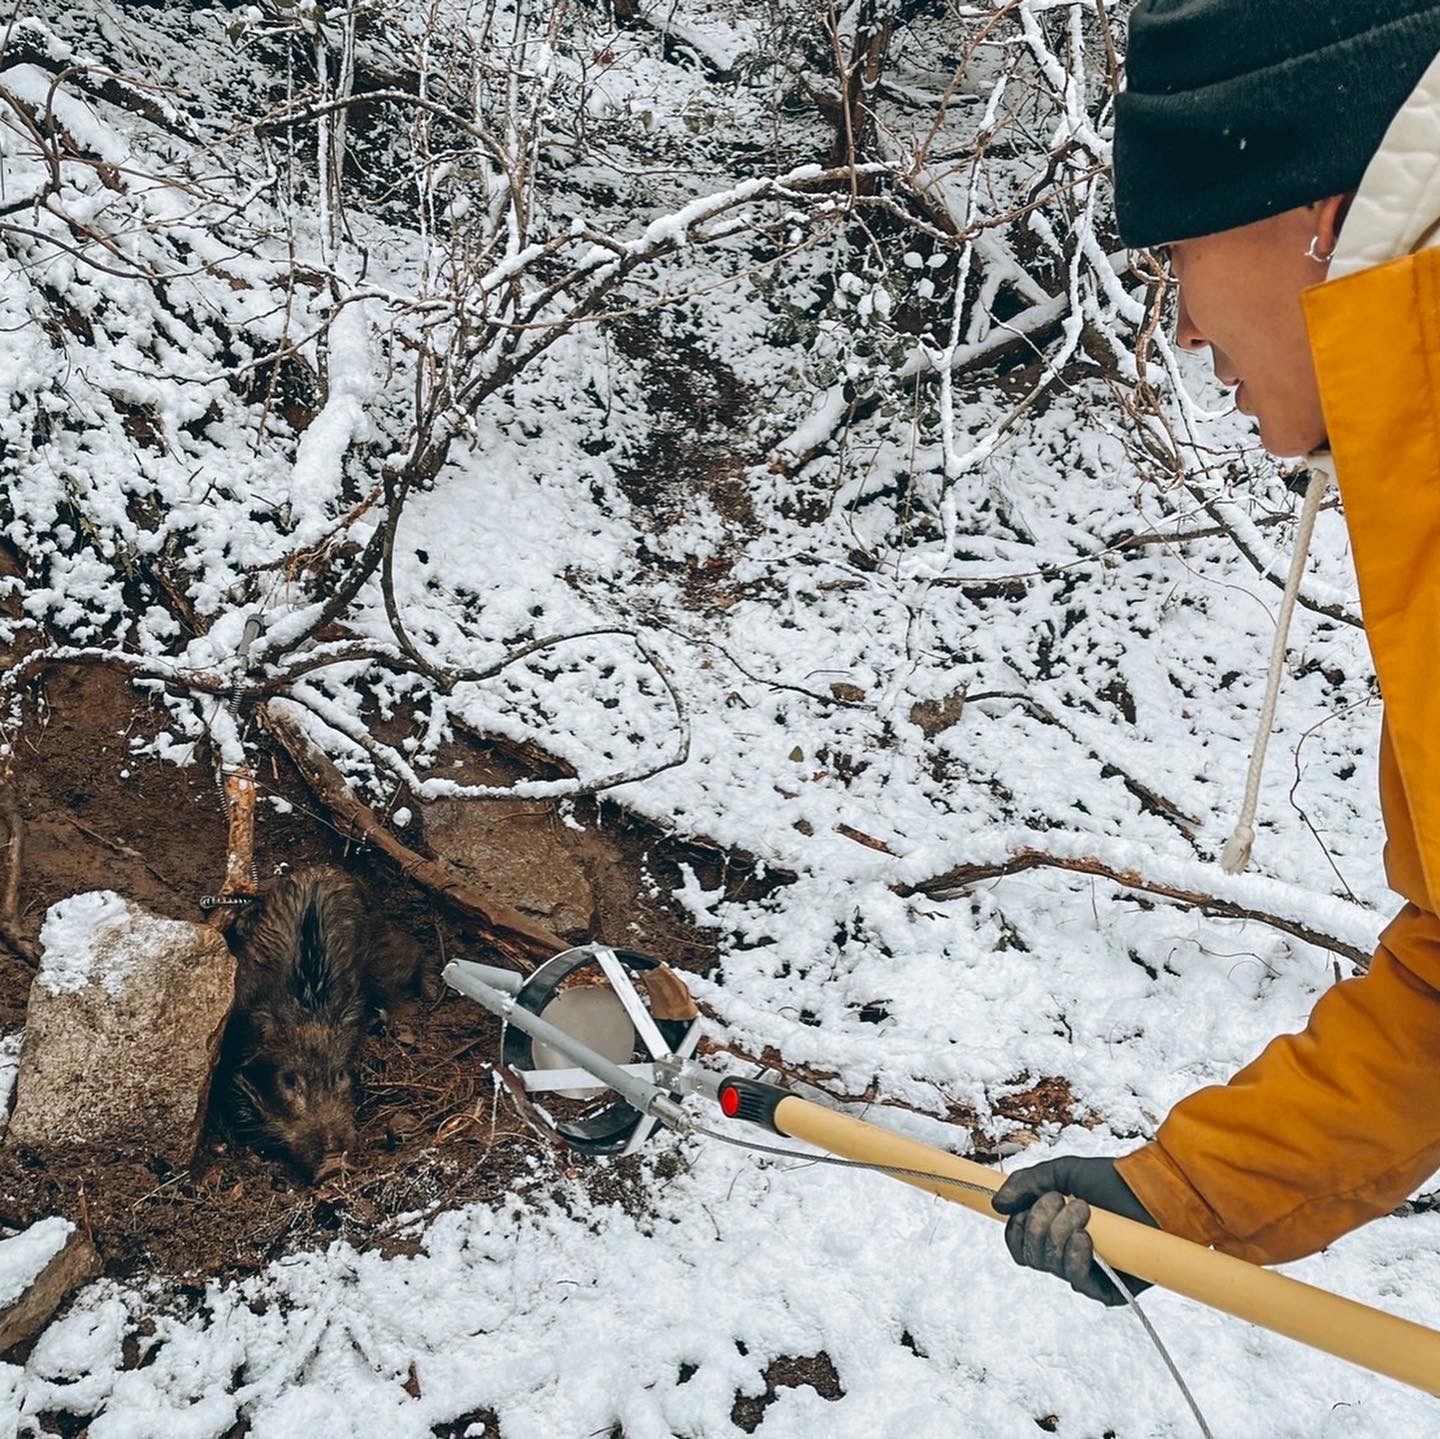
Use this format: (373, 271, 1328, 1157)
(441, 960, 688, 1129)
(445, 960, 526, 996)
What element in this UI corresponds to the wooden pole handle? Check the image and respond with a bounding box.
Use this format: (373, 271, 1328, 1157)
(773, 1095, 1440, 1397)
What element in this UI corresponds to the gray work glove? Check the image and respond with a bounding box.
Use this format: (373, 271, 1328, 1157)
(991, 1156, 1158, 1306)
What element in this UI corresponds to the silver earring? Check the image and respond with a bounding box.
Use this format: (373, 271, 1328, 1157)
(1306, 234, 1336, 264)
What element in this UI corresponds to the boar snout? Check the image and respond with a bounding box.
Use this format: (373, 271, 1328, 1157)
(287, 1114, 357, 1185)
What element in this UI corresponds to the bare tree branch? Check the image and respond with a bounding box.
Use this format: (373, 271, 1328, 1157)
(900, 839, 1374, 967)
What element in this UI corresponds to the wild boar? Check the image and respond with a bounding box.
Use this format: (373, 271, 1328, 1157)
(219, 865, 429, 1183)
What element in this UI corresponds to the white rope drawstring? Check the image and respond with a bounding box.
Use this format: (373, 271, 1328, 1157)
(1220, 459, 1336, 873)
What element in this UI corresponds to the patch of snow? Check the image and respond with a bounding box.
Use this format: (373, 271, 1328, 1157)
(0, 1031, 21, 1140)
(0, 1217, 73, 1310)
(36, 892, 197, 999)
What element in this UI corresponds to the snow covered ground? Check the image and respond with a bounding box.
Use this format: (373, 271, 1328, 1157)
(3, 2, 1434, 1435)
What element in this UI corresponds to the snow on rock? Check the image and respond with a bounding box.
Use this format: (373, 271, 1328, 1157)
(7, 894, 235, 1166)
(36, 891, 138, 997)
(0, 1217, 100, 1356)
(0, 1218, 72, 1312)
(0, 1032, 20, 1140)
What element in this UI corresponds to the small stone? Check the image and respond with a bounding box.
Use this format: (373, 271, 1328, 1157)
(828, 682, 867, 704)
(6, 892, 236, 1167)
(0, 1218, 101, 1355)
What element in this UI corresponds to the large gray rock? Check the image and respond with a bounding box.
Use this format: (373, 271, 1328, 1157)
(5, 892, 236, 1167)
(0, 1217, 100, 1355)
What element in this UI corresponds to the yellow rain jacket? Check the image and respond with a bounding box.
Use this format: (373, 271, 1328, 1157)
(1115, 54, 1440, 1265)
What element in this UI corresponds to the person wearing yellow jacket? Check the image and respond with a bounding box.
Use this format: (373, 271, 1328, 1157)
(993, 0, 1440, 1302)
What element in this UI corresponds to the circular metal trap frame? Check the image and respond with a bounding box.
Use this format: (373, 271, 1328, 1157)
(494, 945, 700, 1156)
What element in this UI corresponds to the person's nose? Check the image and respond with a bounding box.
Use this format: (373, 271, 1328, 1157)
(1174, 286, 1207, 352)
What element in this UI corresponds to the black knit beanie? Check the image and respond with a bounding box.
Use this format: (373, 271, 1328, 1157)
(1114, 0, 1440, 248)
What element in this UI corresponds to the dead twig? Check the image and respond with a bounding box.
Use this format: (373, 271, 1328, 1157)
(0, 792, 38, 965)
(1115, 506, 1340, 551)
(1182, 483, 1363, 630)
(835, 822, 895, 855)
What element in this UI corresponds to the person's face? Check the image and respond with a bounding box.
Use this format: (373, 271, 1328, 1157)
(1164, 195, 1349, 458)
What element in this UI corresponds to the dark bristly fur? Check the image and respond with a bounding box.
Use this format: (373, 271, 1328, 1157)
(219, 866, 431, 1183)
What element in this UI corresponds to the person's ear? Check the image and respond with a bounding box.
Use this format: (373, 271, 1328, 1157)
(1315, 193, 1356, 258)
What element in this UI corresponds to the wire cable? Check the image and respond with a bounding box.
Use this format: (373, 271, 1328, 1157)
(696, 1123, 1215, 1439)
(1096, 1256, 1215, 1439)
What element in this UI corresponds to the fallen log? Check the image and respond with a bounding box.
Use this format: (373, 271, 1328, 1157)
(0, 1218, 101, 1355)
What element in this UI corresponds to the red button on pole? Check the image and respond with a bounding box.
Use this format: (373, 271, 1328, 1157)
(720, 1084, 740, 1118)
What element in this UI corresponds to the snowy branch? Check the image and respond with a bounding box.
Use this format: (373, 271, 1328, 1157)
(901, 830, 1378, 966)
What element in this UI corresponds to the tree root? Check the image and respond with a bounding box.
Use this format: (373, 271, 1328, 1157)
(0, 793, 38, 966)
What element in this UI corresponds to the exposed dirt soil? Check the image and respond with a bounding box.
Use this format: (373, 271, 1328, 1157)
(0, 654, 1079, 1284)
(0, 572, 1078, 1439)
(729, 1351, 845, 1432)
(0, 659, 754, 1286)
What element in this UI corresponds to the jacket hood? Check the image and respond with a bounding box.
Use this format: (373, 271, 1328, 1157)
(1303, 46, 1440, 911)
(1329, 48, 1440, 279)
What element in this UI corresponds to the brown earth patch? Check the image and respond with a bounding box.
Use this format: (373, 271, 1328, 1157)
(731, 1351, 845, 1432)
(0, 660, 759, 1288)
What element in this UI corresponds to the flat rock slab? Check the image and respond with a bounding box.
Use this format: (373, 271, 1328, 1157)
(425, 800, 601, 940)
(0, 1217, 100, 1355)
(6, 891, 236, 1167)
